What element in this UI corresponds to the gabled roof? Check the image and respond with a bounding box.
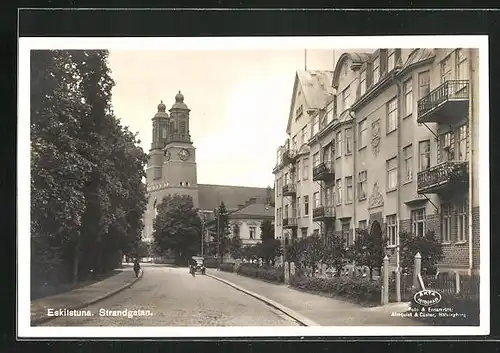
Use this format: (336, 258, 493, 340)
(198, 184, 272, 211)
(400, 48, 435, 73)
(332, 52, 372, 89)
(286, 70, 335, 134)
(230, 203, 275, 218)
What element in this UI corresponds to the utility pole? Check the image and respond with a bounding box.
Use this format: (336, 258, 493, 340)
(217, 212, 220, 267)
(201, 213, 205, 257)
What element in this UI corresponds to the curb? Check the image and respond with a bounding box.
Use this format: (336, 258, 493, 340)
(206, 273, 319, 326)
(31, 269, 144, 326)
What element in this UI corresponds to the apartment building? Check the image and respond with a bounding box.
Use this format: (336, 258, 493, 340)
(273, 48, 479, 275)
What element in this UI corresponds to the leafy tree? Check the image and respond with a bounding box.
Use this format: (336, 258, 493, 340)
(399, 230, 443, 275)
(228, 234, 244, 259)
(257, 219, 280, 265)
(348, 228, 385, 280)
(213, 202, 231, 258)
(323, 233, 348, 276)
(153, 194, 202, 263)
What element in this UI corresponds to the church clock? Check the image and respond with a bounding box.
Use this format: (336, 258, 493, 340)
(178, 148, 190, 161)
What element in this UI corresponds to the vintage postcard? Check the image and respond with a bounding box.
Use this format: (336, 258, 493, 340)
(18, 35, 489, 338)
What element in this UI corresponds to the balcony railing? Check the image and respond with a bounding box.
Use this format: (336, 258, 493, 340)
(282, 149, 297, 165)
(282, 183, 296, 196)
(282, 217, 298, 228)
(417, 80, 469, 124)
(417, 161, 469, 194)
(312, 206, 336, 220)
(312, 161, 335, 181)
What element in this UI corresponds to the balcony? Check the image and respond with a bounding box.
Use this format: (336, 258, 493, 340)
(282, 183, 296, 197)
(417, 80, 469, 124)
(312, 206, 336, 221)
(282, 217, 298, 229)
(312, 161, 335, 181)
(282, 149, 297, 165)
(417, 161, 469, 194)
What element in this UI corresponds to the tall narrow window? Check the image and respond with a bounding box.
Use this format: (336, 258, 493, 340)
(387, 98, 398, 133)
(457, 125, 467, 161)
(302, 125, 309, 143)
(249, 227, 255, 239)
(386, 157, 398, 190)
(419, 140, 431, 171)
(359, 119, 368, 149)
(284, 204, 289, 219)
(342, 222, 351, 247)
(456, 198, 468, 242)
(387, 49, 396, 72)
(386, 214, 397, 246)
(303, 158, 309, 180)
(162, 126, 167, 138)
(304, 196, 309, 216)
(373, 56, 380, 84)
(345, 176, 353, 203)
(312, 115, 319, 136)
(342, 86, 351, 111)
(296, 161, 301, 182)
(292, 135, 297, 150)
(313, 152, 320, 167)
(360, 70, 367, 96)
(284, 172, 288, 185)
(336, 179, 342, 205)
(313, 192, 320, 208)
(441, 55, 452, 83)
(442, 132, 454, 162)
(403, 79, 413, 116)
(297, 197, 301, 217)
(442, 203, 452, 243)
(456, 49, 469, 81)
(325, 188, 331, 206)
(358, 170, 367, 200)
(326, 102, 335, 125)
(411, 208, 426, 237)
(403, 145, 413, 182)
(345, 127, 353, 155)
(418, 71, 430, 98)
(336, 131, 342, 158)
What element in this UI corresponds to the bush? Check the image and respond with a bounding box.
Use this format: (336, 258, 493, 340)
(219, 263, 235, 272)
(289, 275, 382, 304)
(204, 258, 219, 268)
(236, 264, 284, 283)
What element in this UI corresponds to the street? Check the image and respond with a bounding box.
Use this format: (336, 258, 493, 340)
(40, 265, 299, 326)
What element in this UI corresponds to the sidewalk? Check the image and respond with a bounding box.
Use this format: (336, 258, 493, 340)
(208, 270, 423, 326)
(31, 265, 143, 325)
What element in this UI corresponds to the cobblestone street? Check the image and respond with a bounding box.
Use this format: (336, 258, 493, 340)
(39, 265, 298, 327)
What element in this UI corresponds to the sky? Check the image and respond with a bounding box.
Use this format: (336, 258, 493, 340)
(107, 49, 344, 188)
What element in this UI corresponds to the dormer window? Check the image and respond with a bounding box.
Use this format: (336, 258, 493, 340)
(342, 85, 351, 112)
(387, 49, 396, 72)
(373, 56, 380, 85)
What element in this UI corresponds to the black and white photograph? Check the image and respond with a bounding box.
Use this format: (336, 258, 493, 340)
(18, 36, 489, 338)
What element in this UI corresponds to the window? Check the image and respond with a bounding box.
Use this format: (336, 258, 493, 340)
(312, 115, 319, 136)
(284, 204, 288, 219)
(295, 104, 303, 118)
(313, 192, 320, 208)
(313, 152, 320, 167)
(441, 55, 452, 83)
(325, 188, 331, 206)
(403, 79, 413, 116)
(345, 127, 353, 154)
(179, 121, 186, 134)
(442, 132, 454, 162)
(386, 214, 397, 246)
(303, 158, 309, 180)
(162, 127, 167, 139)
(358, 170, 367, 200)
(403, 145, 413, 182)
(249, 227, 256, 239)
(456, 49, 468, 80)
(457, 125, 467, 161)
(345, 176, 353, 203)
(418, 140, 430, 171)
(326, 102, 335, 125)
(387, 98, 398, 133)
(342, 86, 351, 112)
(441, 203, 452, 243)
(359, 220, 367, 230)
(411, 208, 426, 237)
(304, 196, 309, 216)
(336, 179, 342, 205)
(296, 162, 301, 181)
(302, 125, 309, 143)
(386, 157, 398, 190)
(418, 71, 430, 98)
(301, 228, 308, 238)
(456, 199, 468, 242)
(292, 135, 297, 150)
(373, 56, 380, 84)
(284, 173, 289, 185)
(359, 119, 368, 149)
(336, 131, 342, 158)
(360, 70, 366, 96)
(388, 49, 396, 72)
(297, 197, 301, 217)
(342, 223, 351, 247)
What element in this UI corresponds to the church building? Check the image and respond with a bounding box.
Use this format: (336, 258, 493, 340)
(143, 91, 274, 242)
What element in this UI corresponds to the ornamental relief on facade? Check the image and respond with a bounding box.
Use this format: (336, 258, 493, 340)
(371, 119, 381, 157)
(368, 182, 384, 209)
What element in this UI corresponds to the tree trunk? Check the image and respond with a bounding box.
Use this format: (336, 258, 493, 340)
(72, 237, 81, 285)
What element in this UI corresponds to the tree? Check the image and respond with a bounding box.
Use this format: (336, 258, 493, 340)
(153, 194, 202, 263)
(228, 235, 244, 259)
(258, 219, 280, 265)
(399, 230, 443, 275)
(323, 233, 348, 276)
(213, 202, 231, 258)
(348, 228, 385, 280)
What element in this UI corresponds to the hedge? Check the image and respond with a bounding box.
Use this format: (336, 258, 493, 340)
(204, 258, 219, 268)
(289, 275, 382, 304)
(236, 264, 284, 283)
(219, 263, 235, 272)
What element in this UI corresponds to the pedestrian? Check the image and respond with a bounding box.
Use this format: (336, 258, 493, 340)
(133, 259, 141, 277)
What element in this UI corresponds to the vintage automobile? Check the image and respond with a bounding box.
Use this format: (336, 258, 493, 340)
(190, 256, 206, 275)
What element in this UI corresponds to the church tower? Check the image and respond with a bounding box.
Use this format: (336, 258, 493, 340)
(144, 91, 199, 242)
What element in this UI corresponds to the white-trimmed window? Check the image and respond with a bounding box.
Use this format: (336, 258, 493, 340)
(292, 135, 297, 151)
(388, 49, 396, 72)
(313, 152, 320, 167)
(249, 227, 256, 239)
(386, 214, 397, 246)
(360, 70, 366, 96)
(312, 115, 319, 137)
(457, 124, 467, 161)
(418, 71, 430, 98)
(326, 102, 335, 125)
(386, 157, 398, 190)
(411, 208, 426, 237)
(456, 49, 468, 80)
(403, 79, 413, 116)
(442, 132, 454, 162)
(313, 192, 320, 208)
(336, 179, 342, 205)
(342, 85, 351, 112)
(442, 203, 452, 243)
(358, 170, 367, 200)
(297, 197, 301, 217)
(303, 158, 309, 180)
(302, 125, 308, 144)
(342, 222, 351, 247)
(403, 145, 413, 182)
(441, 55, 452, 83)
(373, 56, 380, 84)
(336, 131, 342, 158)
(456, 199, 468, 242)
(296, 162, 300, 182)
(345, 176, 353, 203)
(284, 204, 289, 219)
(419, 140, 430, 171)
(359, 119, 368, 149)
(345, 127, 353, 154)
(304, 196, 309, 216)
(387, 98, 398, 133)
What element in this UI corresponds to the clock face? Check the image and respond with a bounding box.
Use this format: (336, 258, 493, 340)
(178, 148, 190, 161)
(164, 149, 171, 161)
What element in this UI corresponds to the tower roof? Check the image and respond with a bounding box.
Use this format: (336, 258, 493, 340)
(170, 90, 190, 110)
(154, 100, 169, 118)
